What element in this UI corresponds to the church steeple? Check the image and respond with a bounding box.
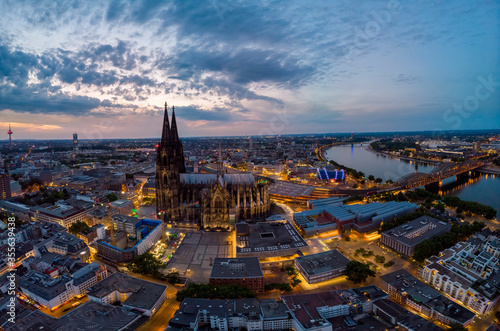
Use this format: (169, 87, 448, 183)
(170, 105, 179, 142)
(161, 102, 170, 145)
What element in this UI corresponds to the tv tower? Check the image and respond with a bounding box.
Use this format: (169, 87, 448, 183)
(7, 124, 13, 148)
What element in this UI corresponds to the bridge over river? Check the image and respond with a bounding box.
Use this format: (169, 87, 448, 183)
(394, 160, 485, 190)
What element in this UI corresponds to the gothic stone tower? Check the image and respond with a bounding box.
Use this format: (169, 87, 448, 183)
(155, 102, 271, 230)
(201, 144, 231, 230)
(156, 103, 186, 222)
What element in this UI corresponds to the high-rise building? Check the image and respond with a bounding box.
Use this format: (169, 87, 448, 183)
(0, 173, 12, 200)
(156, 102, 271, 230)
(7, 124, 13, 149)
(473, 141, 481, 152)
(73, 133, 78, 152)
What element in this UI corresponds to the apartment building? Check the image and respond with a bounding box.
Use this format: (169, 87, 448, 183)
(380, 216, 451, 257)
(209, 257, 264, 293)
(381, 269, 476, 327)
(19, 262, 107, 311)
(420, 232, 500, 314)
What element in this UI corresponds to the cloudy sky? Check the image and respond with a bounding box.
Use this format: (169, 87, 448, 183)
(0, 0, 499, 140)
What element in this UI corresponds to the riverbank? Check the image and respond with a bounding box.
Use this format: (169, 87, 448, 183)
(317, 141, 370, 162)
(477, 166, 500, 175)
(365, 145, 442, 165)
(324, 143, 500, 217)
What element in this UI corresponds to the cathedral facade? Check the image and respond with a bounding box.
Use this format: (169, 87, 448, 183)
(156, 103, 271, 230)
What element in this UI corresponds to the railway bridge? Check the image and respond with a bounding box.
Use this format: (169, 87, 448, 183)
(394, 160, 485, 190)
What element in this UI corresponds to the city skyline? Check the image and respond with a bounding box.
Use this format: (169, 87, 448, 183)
(0, 0, 499, 140)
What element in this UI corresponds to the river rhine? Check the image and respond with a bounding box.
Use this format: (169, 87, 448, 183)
(325, 143, 500, 216)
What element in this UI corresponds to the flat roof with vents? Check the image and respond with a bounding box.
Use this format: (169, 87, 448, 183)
(295, 249, 351, 277)
(210, 257, 263, 279)
(236, 221, 308, 257)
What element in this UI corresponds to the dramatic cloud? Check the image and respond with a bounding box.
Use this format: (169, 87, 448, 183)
(0, 0, 498, 138)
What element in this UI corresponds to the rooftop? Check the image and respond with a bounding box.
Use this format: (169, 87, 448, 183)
(52, 231, 85, 246)
(374, 299, 442, 331)
(32, 198, 95, 219)
(259, 299, 290, 320)
(426, 262, 473, 288)
(295, 250, 350, 276)
(86, 272, 167, 311)
(382, 216, 452, 247)
(110, 199, 133, 207)
(170, 298, 265, 329)
(349, 285, 389, 302)
(282, 291, 347, 330)
(381, 269, 476, 324)
(0, 301, 141, 331)
(112, 214, 141, 226)
(179, 173, 255, 185)
(20, 271, 71, 301)
(236, 221, 308, 255)
(97, 219, 161, 252)
(210, 257, 263, 279)
(269, 181, 315, 197)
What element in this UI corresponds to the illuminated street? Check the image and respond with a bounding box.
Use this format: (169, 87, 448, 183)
(135, 286, 180, 331)
(1, 4, 499, 328)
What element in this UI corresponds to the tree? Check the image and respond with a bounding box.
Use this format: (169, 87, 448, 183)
(344, 261, 376, 284)
(435, 202, 445, 213)
(286, 267, 298, 276)
(62, 189, 70, 199)
(447, 323, 468, 331)
(368, 175, 375, 181)
(291, 277, 302, 288)
(177, 283, 257, 301)
(343, 195, 364, 204)
(68, 220, 90, 236)
(354, 248, 366, 257)
(127, 253, 164, 277)
(107, 193, 118, 202)
(165, 271, 181, 284)
(413, 221, 485, 263)
(396, 192, 406, 201)
(361, 250, 374, 258)
(265, 283, 293, 292)
(383, 261, 395, 268)
(375, 178, 383, 183)
(375, 255, 385, 264)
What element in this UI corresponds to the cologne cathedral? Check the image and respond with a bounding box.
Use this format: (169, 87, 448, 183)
(156, 103, 271, 230)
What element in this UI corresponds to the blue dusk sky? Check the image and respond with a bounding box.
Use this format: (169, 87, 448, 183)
(0, 0, 499, 139)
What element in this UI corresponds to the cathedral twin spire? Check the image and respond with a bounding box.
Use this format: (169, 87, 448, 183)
(161, 102, 180, 147)
(161, 102, 170, 143)
(159, 102, 186, 173)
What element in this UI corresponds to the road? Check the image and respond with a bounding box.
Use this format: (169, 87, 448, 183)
(34, 295, 89, 318)
(117, 271, 181, 331)
(135, 286, 180, 331)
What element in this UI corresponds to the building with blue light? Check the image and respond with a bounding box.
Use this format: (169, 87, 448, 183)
(294, 198, 419, 237)
(96, 218, 162, 264)
(316, 168, 345, 182)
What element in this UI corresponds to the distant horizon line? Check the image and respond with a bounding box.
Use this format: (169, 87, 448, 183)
(1, 128, 499, 142)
